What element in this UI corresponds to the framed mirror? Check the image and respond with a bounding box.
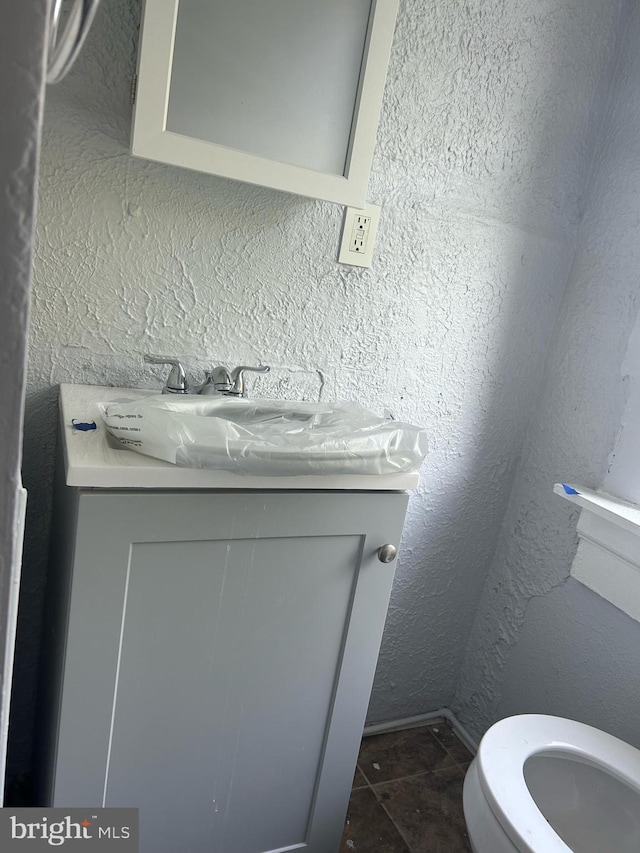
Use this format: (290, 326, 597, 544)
(131, 0, 399, 206)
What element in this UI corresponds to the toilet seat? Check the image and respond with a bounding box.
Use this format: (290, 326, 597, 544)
(477, 714, 640, 853)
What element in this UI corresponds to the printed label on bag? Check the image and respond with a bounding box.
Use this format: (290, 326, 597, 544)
(103, 411, 145, 448)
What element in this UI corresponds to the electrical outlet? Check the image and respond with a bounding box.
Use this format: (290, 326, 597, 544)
(338, 203, 381, 268)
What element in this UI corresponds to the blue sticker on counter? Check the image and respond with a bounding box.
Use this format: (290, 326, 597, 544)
(561, 483, 579, 495)
(72, 419, 97, 431)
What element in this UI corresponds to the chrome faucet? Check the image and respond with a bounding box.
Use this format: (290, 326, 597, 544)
(143, 355, 190, 394)
(144, 355, 270, 397)
(200, 365, 270, 397)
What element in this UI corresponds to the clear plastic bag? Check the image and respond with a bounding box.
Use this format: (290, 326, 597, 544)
(99, 395, 428, 477)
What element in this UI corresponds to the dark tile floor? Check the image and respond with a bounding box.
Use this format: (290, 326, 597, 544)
(341, 719, 474, 853)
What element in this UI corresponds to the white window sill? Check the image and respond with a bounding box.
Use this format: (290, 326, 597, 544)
(554, 483, 640, 623)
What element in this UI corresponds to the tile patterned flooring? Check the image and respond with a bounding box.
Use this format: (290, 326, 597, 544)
(341, 719, 473, 853)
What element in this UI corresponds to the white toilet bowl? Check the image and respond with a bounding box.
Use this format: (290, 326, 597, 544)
(463, 714, 640, 853)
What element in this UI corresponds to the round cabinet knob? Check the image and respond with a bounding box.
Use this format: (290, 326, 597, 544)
(377, 544, 397, 563)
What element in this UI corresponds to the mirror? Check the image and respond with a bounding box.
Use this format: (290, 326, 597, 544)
(131, 0, 399, 206)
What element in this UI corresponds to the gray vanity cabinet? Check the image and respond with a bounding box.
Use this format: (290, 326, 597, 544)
(46, 489, 408, 853)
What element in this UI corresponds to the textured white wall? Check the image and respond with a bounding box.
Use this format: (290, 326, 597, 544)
(12, 0, 623, 776)
(604, 312, 640, 503)
(454, 0, 640, 746)
(0, 0, 47, 794)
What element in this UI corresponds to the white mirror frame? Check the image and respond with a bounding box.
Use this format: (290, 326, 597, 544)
(130, 0, 399, 207)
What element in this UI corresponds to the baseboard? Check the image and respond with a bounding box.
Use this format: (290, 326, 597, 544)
(363, 707, 478, 754)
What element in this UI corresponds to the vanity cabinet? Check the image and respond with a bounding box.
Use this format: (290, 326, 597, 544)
(43, 488, 408, 853)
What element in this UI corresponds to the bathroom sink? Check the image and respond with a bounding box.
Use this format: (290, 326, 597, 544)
(60, 384, 423, 491)
(99, 393, 428, 477)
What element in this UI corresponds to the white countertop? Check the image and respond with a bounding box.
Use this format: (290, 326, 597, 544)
(60, 384, 420, 491)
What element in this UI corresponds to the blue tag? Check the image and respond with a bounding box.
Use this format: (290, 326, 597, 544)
(72, 419, 97, 432)
(561, 483, 579, 495)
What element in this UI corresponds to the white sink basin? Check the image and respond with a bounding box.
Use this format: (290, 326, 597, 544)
(100, 393, 427, 477)
(60, 384, 422, 491)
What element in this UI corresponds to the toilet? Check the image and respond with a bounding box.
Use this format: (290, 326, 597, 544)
(463, 714, 640, 853)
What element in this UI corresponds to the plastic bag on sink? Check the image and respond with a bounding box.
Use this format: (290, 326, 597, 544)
(98, 395, 428, 477)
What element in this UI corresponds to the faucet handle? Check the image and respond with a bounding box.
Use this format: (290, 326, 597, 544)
(143, 354, 188, 394)
(229, 365, 270, 397)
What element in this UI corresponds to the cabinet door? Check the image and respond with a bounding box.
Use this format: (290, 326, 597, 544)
(52, 491, 407, 853)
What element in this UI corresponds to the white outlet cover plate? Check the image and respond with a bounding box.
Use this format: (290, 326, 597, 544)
(338, 203, 381, 268)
